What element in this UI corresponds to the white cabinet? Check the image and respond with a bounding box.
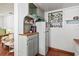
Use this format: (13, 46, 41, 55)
(18, 35, 28, 56)
(28, 34, 39, 56)
(18, 34, 39, 56)
(33, 35, 39, 55)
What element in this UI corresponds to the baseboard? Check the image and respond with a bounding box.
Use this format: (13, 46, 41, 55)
(49, 47, 75, 56)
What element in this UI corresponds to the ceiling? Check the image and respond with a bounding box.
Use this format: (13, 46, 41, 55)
(0, 3, 14, 14)
(35, 3, 79, 11)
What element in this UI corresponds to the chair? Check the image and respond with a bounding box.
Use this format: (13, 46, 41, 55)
(5, 33, 14, 52)
(1, 36, 9, 47)
(1, 33, 14, 52)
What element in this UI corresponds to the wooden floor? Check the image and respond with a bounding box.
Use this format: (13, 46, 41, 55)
(0, 39, 74, 56)
(0, 42, 14, 56)
(46, 47, 74, 56)
(37, 47, 74, 56)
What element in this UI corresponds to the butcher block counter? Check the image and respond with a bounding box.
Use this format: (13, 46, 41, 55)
(19, 32, 39, 37)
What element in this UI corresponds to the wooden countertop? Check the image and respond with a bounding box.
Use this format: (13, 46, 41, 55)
(19, 32, 39, 36)
(74, 39, 79, 45)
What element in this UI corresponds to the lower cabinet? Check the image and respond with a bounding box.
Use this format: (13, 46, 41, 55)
(19, 34, 39, 56)
(27, 39, 33, 56)
(33, 35, 39, 55)
(27, 34, 39, 56)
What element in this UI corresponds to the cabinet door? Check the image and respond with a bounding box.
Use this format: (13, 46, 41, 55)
(33, 35, 39, 55)
(18, 35, 27, 56)
(27, 39, 33, 56)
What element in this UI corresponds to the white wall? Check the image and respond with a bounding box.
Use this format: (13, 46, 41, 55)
(14, 3, 29, 56)
(0, 13, 14, 32)
(0, 4, 14, 30)
(0, 4, 14, 14)
(18, 3, 29, 34)
(0, 16, 4, 28)
(45, 6, 79, 52)
(3, 14, 14, 33)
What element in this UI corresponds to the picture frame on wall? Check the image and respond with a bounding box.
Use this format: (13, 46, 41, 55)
(48, 11, 63, 28)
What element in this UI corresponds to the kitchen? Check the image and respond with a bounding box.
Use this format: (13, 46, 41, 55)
(15, 3, 79, 56)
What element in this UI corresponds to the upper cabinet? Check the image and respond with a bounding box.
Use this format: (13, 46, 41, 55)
(28, 3, 44, 21)
(29, 3, 37, 15)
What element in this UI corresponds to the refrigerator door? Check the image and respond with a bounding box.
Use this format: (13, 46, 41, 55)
(36, 22, 49, 55)
(36, 22, 45, 54)
(45, 31, 49, 54)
